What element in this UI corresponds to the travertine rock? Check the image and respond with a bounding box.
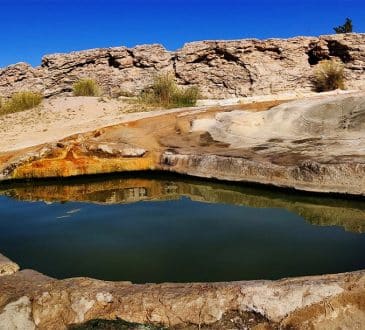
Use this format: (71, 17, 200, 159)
(1, 92, 365, 195)
(0, 267, 364, 330)
(0, 253, 19, 276)
(0, 34, 365, 99)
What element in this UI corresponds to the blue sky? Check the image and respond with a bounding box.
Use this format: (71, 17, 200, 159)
(1, 0, 364, 68)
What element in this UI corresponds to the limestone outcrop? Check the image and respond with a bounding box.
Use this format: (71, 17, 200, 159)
(0, 261, 364, 329)
(0, 34, 365, 99)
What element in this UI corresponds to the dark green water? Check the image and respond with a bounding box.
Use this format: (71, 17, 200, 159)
(0, 173, 364, 283)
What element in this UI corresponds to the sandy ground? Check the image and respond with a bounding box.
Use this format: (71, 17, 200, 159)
(0, 90, 357, 153)
(0, 96, 203, 153)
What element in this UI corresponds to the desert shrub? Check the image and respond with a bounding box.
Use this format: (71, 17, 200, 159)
(140, 73, 199, 108)
(73, 78, 100, 96)
(334, 18, 353, 34)
(0, 91, 43, 115)
(313, 60, 345, 92)
(172, 86, 200, 107)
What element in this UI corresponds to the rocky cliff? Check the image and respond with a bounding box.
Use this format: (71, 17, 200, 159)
(1, 33, 365, 99)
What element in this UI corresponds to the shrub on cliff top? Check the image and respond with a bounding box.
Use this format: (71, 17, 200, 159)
(73, 78, 100, 96)
(140, 73, 199, 108)
(334, 18, 353, 34)
(0, 91, 43, 115)
(313, 60, 345, 92)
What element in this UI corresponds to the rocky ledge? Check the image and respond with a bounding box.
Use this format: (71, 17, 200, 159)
(0, 33, 365, 98)
(0, 255, 364, 330)
(0, 92, 365, 196)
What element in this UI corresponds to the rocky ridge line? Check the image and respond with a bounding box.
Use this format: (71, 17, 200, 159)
(1, 33, 365, 99)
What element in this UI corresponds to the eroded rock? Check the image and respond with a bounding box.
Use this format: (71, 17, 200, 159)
(1, 92, 365, 195)
(0, 253, 19, 276)
(1, 34, 365, 99)
(0, 268, 364, 329)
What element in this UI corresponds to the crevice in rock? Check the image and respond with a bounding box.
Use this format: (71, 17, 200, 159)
(107, 54, 121, 69)
(255, 45, 282, 55)
(307, 44, 330, 65)
(42, 59, 50, 68)
(186, 47, 255, 90)
(126, 49, 153, 69)
(327, 40, 352, 63)
(172, 55, 189, 85)
(72, 59, 97, 68)
(189, 53, 211, 65)
(215, 48, 241, 62)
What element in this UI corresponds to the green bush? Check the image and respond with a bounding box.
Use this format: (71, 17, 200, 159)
(334, 18, 353, 34)
(140, 73, 199, 108)
(313, 60, 345, 92)
(73, 79, 100, 96)
(0, 91, 43, 115)
(172, 86, 200, 107)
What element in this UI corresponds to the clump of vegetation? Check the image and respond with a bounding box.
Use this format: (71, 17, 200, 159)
(140, 73, 199, 108)
(0, 91, 43, 115)
(334, 18, 353, 34)
(313, 60, 345, 92)
(69, 318, 166, 330)
(73, 78, 100, 96)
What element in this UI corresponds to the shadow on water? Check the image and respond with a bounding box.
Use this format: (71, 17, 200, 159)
(1, 171, 365, 233)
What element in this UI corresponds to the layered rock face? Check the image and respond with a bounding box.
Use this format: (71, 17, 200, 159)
(1, 33, 365, 98)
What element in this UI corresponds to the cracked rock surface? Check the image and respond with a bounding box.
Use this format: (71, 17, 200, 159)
(1, 34, 365, 98)
(0, 264, 364, 330)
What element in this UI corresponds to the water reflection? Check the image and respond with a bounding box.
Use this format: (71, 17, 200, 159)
(1, 173, 364, 233)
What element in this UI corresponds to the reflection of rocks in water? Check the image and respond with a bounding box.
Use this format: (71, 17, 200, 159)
(1, 176, 364, 233)
(163, 182, 179, 194)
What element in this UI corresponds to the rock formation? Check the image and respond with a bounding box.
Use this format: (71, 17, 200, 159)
(1, 92, 365, 196)
(0, 259, 364, 329)
(0, 253, 19, 276)
(0, 34, 365, 99)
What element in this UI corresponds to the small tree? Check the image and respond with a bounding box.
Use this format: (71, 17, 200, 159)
(333, 18, 353, 34)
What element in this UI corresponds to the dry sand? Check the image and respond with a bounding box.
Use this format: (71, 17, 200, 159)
(0, 96, 199, 153)
(0, 90, 357, 153)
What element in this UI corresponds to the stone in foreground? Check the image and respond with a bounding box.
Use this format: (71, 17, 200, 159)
(0, 266, 364, 329)
(0, 253, 19, 276)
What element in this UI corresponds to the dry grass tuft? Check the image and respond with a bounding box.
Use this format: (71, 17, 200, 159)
(73, 79, 100, 96)
(313, 60, 345, 92)
(0, 92, 43, 115)
(140, 73, 199, 108)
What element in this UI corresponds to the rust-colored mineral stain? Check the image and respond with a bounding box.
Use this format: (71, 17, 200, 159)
(12, 151, 156, 180)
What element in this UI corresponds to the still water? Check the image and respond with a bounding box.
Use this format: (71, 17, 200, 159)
(0, 173, 364, 283)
